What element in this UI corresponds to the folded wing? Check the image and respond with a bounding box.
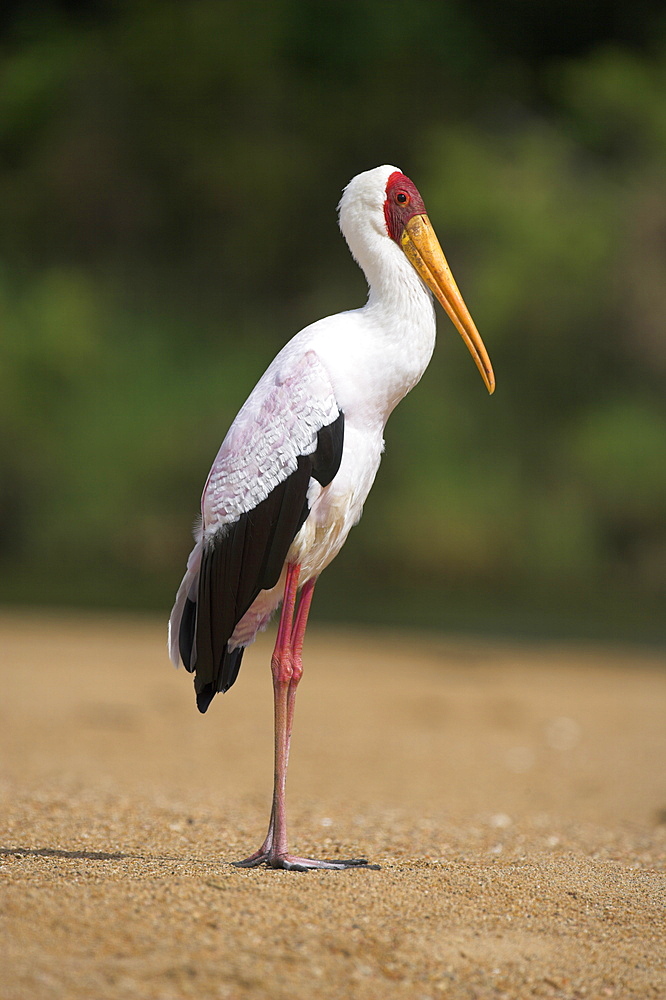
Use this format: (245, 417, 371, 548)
(168, 349, 344, 712)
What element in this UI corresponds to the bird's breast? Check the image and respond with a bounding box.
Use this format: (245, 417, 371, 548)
(312, 304, 436, 431)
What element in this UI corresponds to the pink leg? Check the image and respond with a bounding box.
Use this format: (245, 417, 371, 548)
(283, 575, 315, 765)
(233, 565, 377, 872)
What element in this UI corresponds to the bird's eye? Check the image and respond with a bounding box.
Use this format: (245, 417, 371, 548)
(396, 191, 410, 205)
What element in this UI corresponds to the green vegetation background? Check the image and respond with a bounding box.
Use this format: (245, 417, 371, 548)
(1, 1, 665, 640)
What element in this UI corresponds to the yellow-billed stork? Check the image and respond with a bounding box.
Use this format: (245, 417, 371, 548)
(169, 165, 494, 870)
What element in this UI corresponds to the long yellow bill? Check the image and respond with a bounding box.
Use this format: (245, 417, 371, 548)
(401, 214, 495, 394)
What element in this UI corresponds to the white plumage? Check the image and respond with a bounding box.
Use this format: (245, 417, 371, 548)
(168, 164, 494, 870)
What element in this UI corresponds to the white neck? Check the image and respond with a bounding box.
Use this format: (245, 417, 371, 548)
(340, 211, 437, 422)
(338, 164, 436, 346)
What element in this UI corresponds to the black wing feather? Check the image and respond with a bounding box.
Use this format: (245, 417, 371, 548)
(179, 596, 197, 670)
(258, 455, 311, 591)
(312, 411, 345, 487)
(181, 411, 345, 711)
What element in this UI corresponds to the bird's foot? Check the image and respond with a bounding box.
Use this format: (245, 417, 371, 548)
(232, 851, 379, 872)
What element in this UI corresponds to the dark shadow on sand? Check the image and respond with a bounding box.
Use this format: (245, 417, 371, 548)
(1, 846, 127, 860)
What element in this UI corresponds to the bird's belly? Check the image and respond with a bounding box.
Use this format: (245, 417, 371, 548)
(289, 488, 362, 579)
(289, 422, 383, 579)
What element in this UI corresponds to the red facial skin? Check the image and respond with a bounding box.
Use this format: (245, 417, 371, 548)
(383, 171, 427, 244)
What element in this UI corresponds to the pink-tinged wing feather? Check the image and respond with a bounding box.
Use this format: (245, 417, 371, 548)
(201, 349, 339, 534)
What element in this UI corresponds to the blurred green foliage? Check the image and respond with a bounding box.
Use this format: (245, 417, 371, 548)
(1, 1, 665, 639)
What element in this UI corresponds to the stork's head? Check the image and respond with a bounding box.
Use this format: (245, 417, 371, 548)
(339, 165, 495, 394)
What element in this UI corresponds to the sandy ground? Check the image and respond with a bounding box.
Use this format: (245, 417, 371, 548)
(0, 611, 664, 1000)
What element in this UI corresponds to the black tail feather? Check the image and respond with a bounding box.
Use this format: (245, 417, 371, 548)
(196, 683, 215, 713)
(220, 645, 244, 695)
(195, 646, 245, 712)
